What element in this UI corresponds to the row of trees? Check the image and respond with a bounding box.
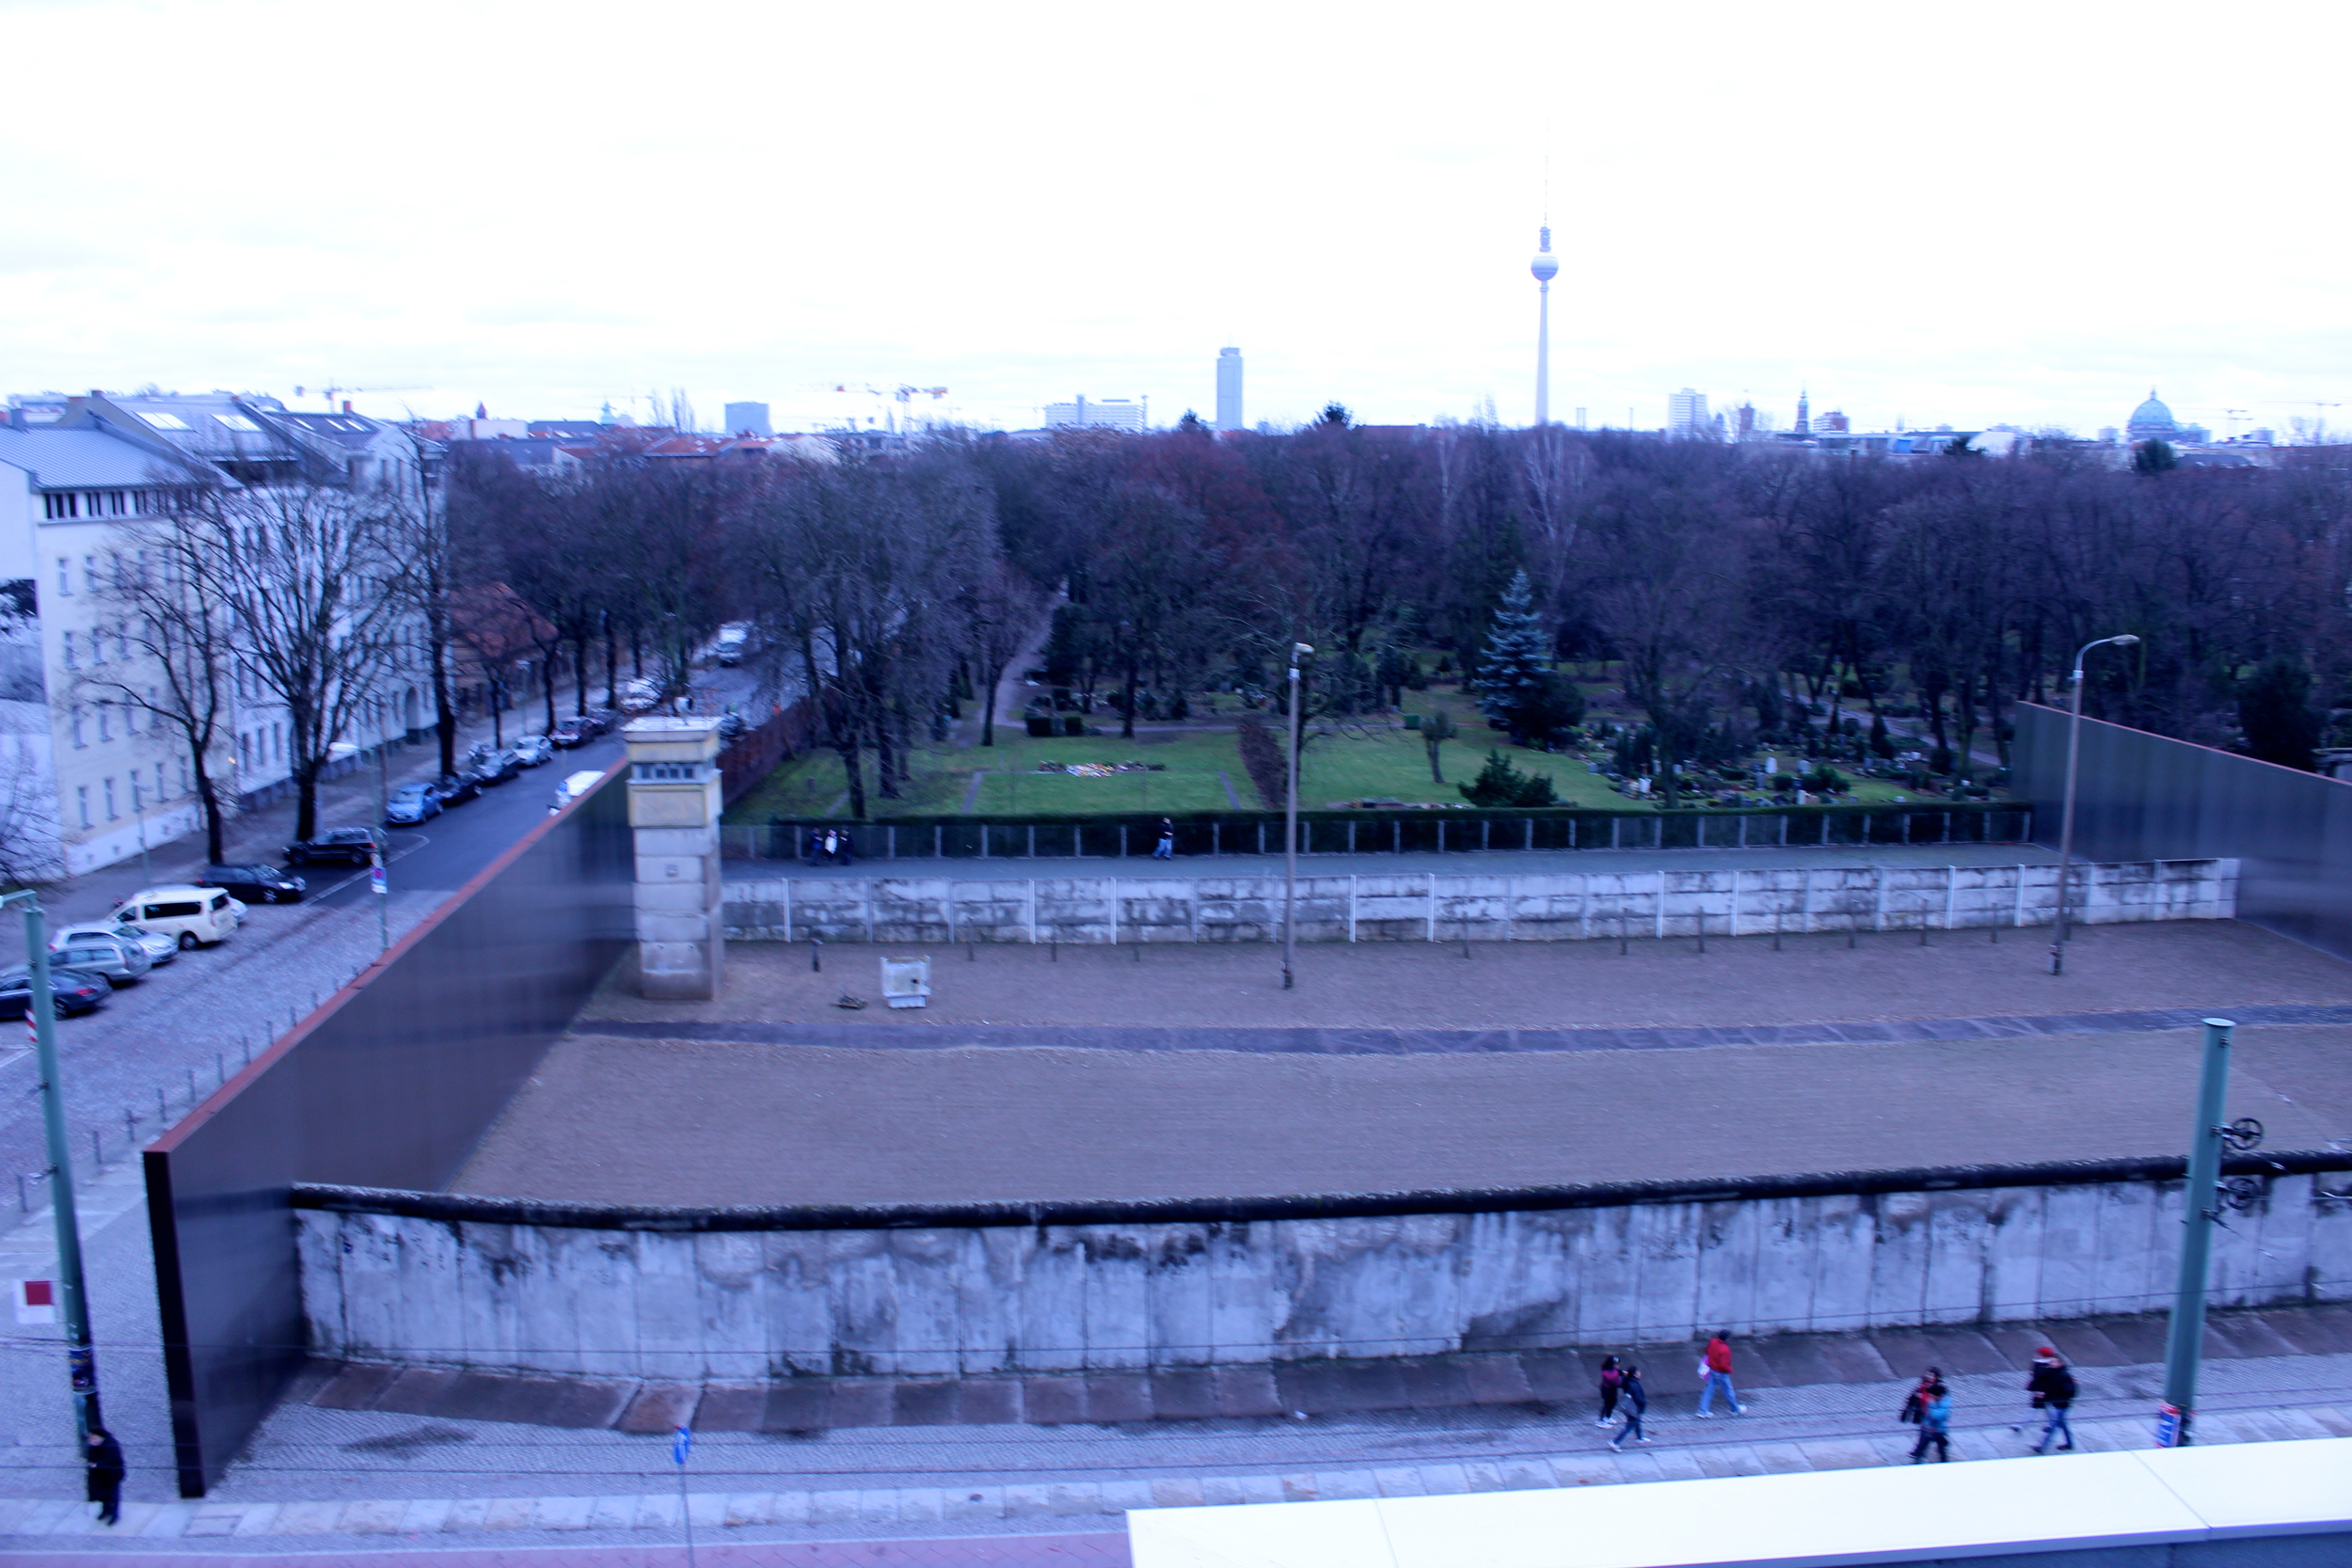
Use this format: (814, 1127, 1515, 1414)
(102, 415, 2344, 860)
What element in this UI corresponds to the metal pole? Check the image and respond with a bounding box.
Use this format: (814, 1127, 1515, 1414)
(2050, 635, 2137, 976)
(375, 746, 391, 952)
(1283, 644, 1310, 990)
(2158, 1017, 2235, 1447)
(16, 895, 102, 1440)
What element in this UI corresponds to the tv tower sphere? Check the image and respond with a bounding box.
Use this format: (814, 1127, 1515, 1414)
(1531, 228, 1559, 283)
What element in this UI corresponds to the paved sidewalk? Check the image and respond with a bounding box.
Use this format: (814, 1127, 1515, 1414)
(5, 1375, 2346, 1553)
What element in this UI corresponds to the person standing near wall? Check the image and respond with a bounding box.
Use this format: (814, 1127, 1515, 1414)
(1909, 1383, 1952, 1464)
(2026, 1348, 2076, 1453)
(1152, 817, 1175, 859)
(85, 1428, 125, 1526)
(1596, 1355, 1624, 1428)
(1696, 1332, 1745, 1417)
(1609, 1364, 1650, 1450)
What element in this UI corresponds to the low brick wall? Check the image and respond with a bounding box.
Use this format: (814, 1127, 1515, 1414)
(296, 1155, 2350, 1380)
(720, 859, 2235, 944)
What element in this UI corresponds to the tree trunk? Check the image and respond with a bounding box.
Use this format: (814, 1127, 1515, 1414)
(979, 656, 1001, 746)
(836, 744, 866, 818)
(605, 621, 619, 709)
(1120, 657, 1138, 740)
(432, 636, 457, 778)
(573, 632, 591, 716)
(543, 653, 559, 733)
(1426, 740, 1444, 784)
(193, 756, 227, 863)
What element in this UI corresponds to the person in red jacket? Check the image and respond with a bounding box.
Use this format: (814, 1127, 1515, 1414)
(1697, 1333, 1745, 1417)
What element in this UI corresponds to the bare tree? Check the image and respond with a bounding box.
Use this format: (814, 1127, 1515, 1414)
(93, 485, 246, 861)
(212, 482, 413, 839)
(965, 556, 1046, 747)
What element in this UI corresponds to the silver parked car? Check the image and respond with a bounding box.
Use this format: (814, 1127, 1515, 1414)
(510, 735, 555, 767)
(50, 921, 177, 966)
(45, 932, 152, 985)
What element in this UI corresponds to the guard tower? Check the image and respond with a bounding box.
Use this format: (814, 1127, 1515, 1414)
(624, 717, 725, 1000)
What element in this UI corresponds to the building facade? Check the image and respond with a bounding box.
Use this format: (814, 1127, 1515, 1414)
(1215, 350, 1244, 433)
(1042, 396, 1148, 433)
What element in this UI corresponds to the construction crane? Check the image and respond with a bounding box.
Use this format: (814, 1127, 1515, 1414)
(829, 382, 950, 433)
(294, 383, 425, 410)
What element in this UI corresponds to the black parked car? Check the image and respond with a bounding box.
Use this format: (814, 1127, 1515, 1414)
(283, 828, 383, 867)
(199, 863, 307, 904)
(432, 771, 483, 805)
(0, 966, 110, 1019)
(549, 716, 596, 748)
(471, 749, 523, 785)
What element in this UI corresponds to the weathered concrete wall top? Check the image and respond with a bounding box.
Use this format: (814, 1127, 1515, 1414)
(298, 1156, 2347, 1381)
(721, 859, 2236, 944)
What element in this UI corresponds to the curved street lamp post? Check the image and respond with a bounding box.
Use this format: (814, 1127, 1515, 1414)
(2049, 634, 2140, 975)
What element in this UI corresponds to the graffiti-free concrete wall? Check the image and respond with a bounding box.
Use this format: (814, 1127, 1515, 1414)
(297, 1161, 2347, 1380)
(721, 859, 2235, 945)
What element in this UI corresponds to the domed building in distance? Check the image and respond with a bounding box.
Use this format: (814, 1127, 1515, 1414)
(2127, 388, 2178, 442)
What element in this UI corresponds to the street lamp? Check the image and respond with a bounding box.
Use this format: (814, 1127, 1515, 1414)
(2049, 633, 2140, 975)
(1283, 642, 1312, 990)
(3, 890, 103, 1443)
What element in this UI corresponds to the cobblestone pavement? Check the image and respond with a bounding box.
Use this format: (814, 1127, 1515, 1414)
(580, 919, 2352, 1034)
(2, 1340, 2346, 1554)
(455, 1022, 2352, 1207)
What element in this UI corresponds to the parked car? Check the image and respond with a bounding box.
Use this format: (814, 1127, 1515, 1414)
(510, 735, 555, 767)
(618, 678, 661, 713)
(549, 716, 596, 748)
(106, 885, 240, 949)
(51, 920, 178, 965)
(284, 828, 383, 867)
(45, 932, 151, 985)
(199, 863, 307, 904)
(0, 966, 110, 1019)
(471, 750, 523, 785)
(385, 782, 443, 825)
(431, 771, 482, 806)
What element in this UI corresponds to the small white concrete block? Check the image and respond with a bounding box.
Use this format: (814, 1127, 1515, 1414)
(1149, 1479, 1206, 1510)
(481, 1497, 539, 1530)
(270, 1502, 345, 1535)
(1100, 1480, 1154, 1514)
(1235, 1476, 1284, 1507)
(1048, 1482, 1104, 1516)
(1003, 1484, 1056, 1519)
(723, 1493, 771, 1527)
(810, 1490, 861, 1525)
(536, 1497, 596, 1530)
(342, 1499, 408, 1534)
(1279, 1474, 1320, 1502)
(1417, 1463, 1471, 1495)
(770, 1492, 812, 1527)
(183, 1506, 246, 1537)
(587, 1496, 635, 1531)
(633, 1494, 681, 1529)
(895, 1489, 945, 1524)
(1375, 1467, 1428, 1498)
(399, 1498, 454, 1534)
(685, 1493, 726, 1528)
(442, 1498, 494, 1532)
(856, 1490, 900, 1525)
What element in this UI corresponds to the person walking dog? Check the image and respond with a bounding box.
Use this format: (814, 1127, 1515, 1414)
(1609, 1364, 1650, 1450)
(1696, 1333, 1744, 1417)
(1596, 1355, 1624, 1429)
(2027, 1347, 2077, 1453)
(1909, 1383, 1952, 1464)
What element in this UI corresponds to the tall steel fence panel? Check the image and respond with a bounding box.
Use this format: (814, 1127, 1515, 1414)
(144, 763, 633, 1497)
(2013, 702, 2352, 959)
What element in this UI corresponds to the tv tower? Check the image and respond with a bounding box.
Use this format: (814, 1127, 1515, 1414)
(1531, 223, 1559, 426)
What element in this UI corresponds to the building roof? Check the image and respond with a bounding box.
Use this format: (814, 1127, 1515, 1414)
(0, 426, 207, 488)
(268, 410, 397, 452)
(87, 392, 307, 463)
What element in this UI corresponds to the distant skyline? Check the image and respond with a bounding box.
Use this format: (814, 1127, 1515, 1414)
(7, 2, 2349, 439)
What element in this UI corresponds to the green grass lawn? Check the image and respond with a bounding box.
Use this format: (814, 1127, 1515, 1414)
(724, 687, 1986, 823)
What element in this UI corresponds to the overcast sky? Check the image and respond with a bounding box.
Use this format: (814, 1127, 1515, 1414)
(7, 0, 2347, 438)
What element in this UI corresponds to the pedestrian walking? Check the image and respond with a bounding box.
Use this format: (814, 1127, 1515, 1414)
(1909, 1383, 1952, 1464)
(1696, 1332, 1744, 1417)
(1595, 1355, 1624, 1428)
(1609, 1364, 1650, 1450)
(1152, 817, 1175, 860)
(1899, 1366, 1942, 1428)
(2026, 1347, 2076, 1454)
(85, 1428, 124, 1526)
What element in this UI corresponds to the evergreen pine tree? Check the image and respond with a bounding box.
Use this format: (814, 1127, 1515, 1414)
(1471, 571, 1554, 740)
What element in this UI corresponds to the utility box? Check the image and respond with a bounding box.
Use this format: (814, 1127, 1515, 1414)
(880, 955, 931, 1009)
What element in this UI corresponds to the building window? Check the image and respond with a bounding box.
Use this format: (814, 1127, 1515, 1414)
(75, 785, 88, 830)
(179, 756, 190, 794)
(116, 624, 129, 661)
(82, 556, 97, 594)
(130, 774, 143, 813)
(273, 721, 284, 761)
(155, 762, 167, 802)
(70, 705, 86, 748)
(60, 630, 74, 669)
(56, 559, 71, 595)
(88, 626, 103, 665)
(103, 777, 117, 820)
(97, 702, 112, 742)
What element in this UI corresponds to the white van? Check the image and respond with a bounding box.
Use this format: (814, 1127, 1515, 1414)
(108, 885, 240, 950)
(551, 769, 605, 814)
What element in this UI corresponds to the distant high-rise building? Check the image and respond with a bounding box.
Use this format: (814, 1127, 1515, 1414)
(1043, 396, 1148, 433)
(1816, 408, 1851, 435)
(1794, 390, 1811, 436)
(1530, 225, 1558, 426)
(1736, 402, 1756, 440)
(1216, 348, 1244, 432)
(1667, 388, 1709, 438)
(723, 402, 772, 437)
